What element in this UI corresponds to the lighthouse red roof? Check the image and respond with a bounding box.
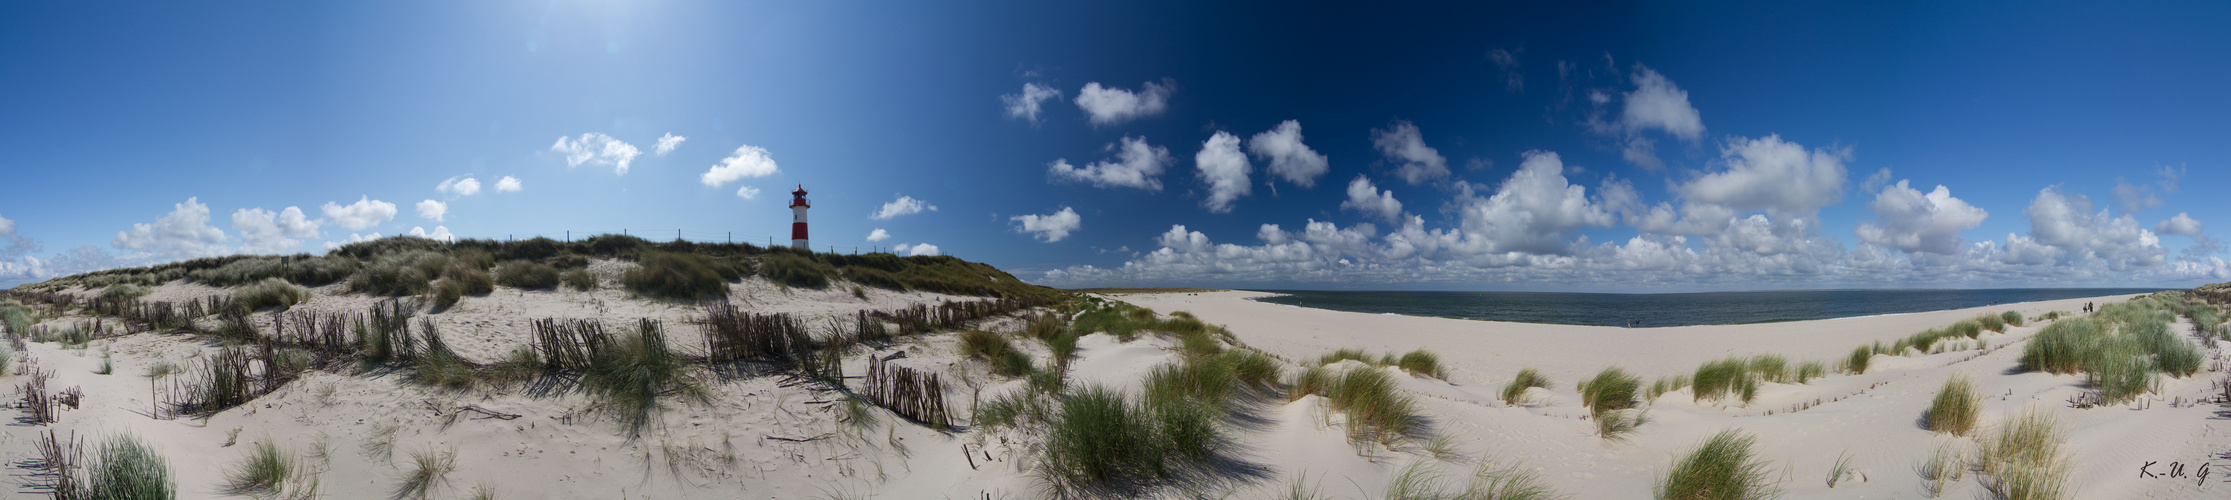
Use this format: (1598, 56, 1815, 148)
(791, 185, 807, 196)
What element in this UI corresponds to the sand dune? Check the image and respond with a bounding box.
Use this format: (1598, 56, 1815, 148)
(1, 282, 2223, 498)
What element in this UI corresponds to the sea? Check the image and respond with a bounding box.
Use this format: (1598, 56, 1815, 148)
(1245, 288, 2167, 328)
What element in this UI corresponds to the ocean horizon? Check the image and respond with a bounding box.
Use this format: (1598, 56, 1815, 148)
(1245, 288, 2168, 328)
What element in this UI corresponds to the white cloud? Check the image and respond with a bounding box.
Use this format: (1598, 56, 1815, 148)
(872, 195, 937, 220)
(232, 206, 321, 254)
(2023, 186, 2166, 270)
(1488, 48, 1522, 92)
(551, 132, 642, 175)
(1074, 79, 1172, 126)
(2156, 213, 2202, 236)
(1370, 121, 1449, 185)
(416, 199, 448, 222)
(112, 197, 229, 258)
(655, 133, 686, 155)
(321, 196, 398, 231)
(1677, 135, 1850, 217)
(2111, 176, 2164, 214)
(0, 213, 33, 260)
(1195, 131, 1252, 213)
(436, 176, 482, 196)
(1619, 65, 1705, 141)
(1855, 180, 1989, 255)
(866, 229, 890, 242)
(894, 242, 941, 257)
(1002, 82, 1063, 123)
(1583, 64, 1705, 169)
(495, 176, 523, 193)
(736, 186, 761, 199)
(1451, 151, 1618, 255)
(1247, 120, 1329, 187)
(1012, 207, 1081, 242)
(408, 226, 455, 243)
(1047, 136, 1171, 190)
(1340, 175, 1403, 224)
(701, 144, 781, 187)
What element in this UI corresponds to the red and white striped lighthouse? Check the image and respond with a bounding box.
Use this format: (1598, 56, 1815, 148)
(788, 185, 810, 250)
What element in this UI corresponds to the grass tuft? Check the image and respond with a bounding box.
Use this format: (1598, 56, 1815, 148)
(395, 447, 456, 500)
(1581, 367, 1640, 417)
(561, 268, 598, 291)
(1326, 368, 1418, 445)
(1396, 350, 1443, 379)
(1655, 429, 1780, 500)
(1925, 373, 1981, 436)
(235, 277, 311, 311)
(959, 330, 1033, 377)
(222, 440, 295, 495)
(1500, 368, 1552, 406)
(1844, 345, 1874, 374)
(494, 260, 561, 289)
(1978, 407, 2069, 500)
(582, 320, 700, 435)
(1290, 366, 1334, 401)
(624, 252, 731, 301)
(84, 433, 175, 500)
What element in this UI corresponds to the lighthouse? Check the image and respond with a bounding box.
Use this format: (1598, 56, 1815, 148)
(788, 185, 810, 250)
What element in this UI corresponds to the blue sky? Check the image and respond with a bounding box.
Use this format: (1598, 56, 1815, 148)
(3, 1, 2227, 291)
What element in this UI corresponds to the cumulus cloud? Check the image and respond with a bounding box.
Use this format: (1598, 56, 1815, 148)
(1340, 175, 1403, 224)
(1012, 207, 1081, 242)
(416, 200, 447, 222)
(655, 133, 686, 155)
(1583, 64, 1705, 169)
(1194, 131, 1252, 213)
(2023, 186, 2166, 270)
(2111, 176, 2164, 214)
(321, 196, 397, 231)
(1370, 120, 1449, 185)
(1855, 180, 1989, 255)
(736, 186, 761, 199)
(112, 197, 229, 258)
(894, 242, 941, 257)
(408, 226, 455, 243)
(701, 144, 781, 187)
(495, 176, 523, 193)
(1074, 79, 1172, 126)
(1451, 151, 1618, 255)
(436, 177, 481, 196)
(1488, 48, 1522, 92)
(866, 229, 890, 242)
(1677, 135, 1850, 217)
(1002, 82, 1063, 123)
(1247, 120, 1329, 187)
(1619, 66, 1705, 141)
(551, 133, 642, 175)
(232, 207, 321, 254)
(872, 195, 937, 220)
(0, 213, 36, 259)
(2156, 213, 2202, 236)
(1048, 136, 1171, 190)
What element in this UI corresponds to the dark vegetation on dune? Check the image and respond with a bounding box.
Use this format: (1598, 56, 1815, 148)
(14, 233, 1060, 303)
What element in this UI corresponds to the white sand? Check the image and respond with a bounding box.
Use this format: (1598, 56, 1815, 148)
(2, 282, 2224, 498)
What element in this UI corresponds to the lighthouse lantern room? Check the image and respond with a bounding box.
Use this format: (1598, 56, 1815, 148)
(789, 185, 810, 250)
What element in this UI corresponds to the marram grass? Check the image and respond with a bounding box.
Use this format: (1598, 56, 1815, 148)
(1925, 373, 1980, 436)
(1500, 368, 1551, 406)
(1655, 429, 1781, 500)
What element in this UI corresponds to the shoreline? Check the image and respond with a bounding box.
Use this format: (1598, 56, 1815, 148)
(1231, 287, 2160, 328)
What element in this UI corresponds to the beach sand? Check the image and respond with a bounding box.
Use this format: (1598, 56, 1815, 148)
(1, 283, 2223, 498)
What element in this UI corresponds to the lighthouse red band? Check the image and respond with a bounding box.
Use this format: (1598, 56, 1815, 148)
(788, 185, 810, 250)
